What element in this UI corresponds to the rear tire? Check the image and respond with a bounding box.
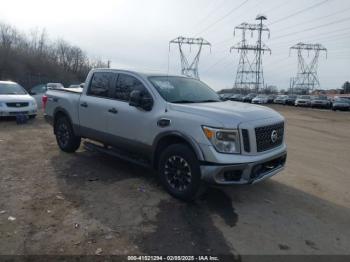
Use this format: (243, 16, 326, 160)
(54, 116, 81, 153)
(158, 144, 204, 201)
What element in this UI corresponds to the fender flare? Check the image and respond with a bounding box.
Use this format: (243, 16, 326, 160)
(152, 131, 205, 165)
(53, 107, 80, 135)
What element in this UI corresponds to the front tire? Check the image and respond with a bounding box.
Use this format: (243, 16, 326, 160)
(55, 116, 81, 153)
(158, 144, 203, 201)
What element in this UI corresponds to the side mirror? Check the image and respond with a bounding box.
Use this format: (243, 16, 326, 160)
(129, 90, 153, 111)
(29, 91, 36, 95)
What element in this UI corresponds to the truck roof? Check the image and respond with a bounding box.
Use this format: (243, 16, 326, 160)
(90, 68, 191, 79)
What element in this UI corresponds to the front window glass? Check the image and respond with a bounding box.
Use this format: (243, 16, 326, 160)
(313, 96, 327, 100)
(0, 83, 27, 95)
(149, 76, 220, 103)
(114, 74, 150, 102)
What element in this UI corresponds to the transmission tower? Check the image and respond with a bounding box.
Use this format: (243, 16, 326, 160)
(169, 36, 211, 79)
(230, 15, 271, 93)
(289, 43, 327, 94)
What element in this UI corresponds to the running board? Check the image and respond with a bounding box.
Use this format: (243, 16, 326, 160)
(83, 141, 151, 168)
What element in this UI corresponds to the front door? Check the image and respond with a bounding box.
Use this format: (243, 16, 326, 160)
(106, 73, 155, 153)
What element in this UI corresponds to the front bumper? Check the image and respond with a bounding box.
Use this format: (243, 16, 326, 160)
(333, 104, 350, 110)
(295, 101, 311, 106)
(0, 107, 37, 117)
(200, 151, 287, 185)
(311, 102, 329, 108)
(274, 100, 286, 104)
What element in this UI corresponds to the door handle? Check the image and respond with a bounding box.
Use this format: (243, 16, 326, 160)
(108, 108, 118, 114)
(80, 102, 88, 108)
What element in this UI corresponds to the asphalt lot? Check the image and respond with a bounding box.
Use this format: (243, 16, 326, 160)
(0, 105, 349, 257)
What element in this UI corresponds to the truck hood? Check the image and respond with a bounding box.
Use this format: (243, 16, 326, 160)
(169, 101, 283, 128)
(0, 94, 35, 102)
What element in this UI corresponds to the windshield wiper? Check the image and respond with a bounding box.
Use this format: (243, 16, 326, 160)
(171, 100, 196, 104)
(198, 100, 220, 103)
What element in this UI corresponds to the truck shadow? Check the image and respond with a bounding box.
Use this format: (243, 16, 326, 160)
(51, 150, 240, 257)
(50, 149, 350, 256)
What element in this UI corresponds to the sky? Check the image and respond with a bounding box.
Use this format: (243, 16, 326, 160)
(0, 0, 349, 91)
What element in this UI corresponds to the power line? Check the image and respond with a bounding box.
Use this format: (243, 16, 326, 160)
(273, 6, 350, 34)
(260, 0, 291, 15)
(195, 0, 250, 37)
(271, 27, 350, 47)
(268, 0, 332, 26)
(271, 17, 350, 41)
(191, 0, 229, 32)
(202, 55, 230, 74)
(212, 1, 346, 49)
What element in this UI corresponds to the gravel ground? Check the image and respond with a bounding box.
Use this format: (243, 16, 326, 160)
(0, 105, 349, 257)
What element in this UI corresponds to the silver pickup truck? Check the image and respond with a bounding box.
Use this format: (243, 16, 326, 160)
(45, 69, 287, 200)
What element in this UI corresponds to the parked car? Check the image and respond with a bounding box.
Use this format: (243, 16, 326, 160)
(274, 95, 288, 105)
(295, 95, 312, 107)
(242, 93, 257, 103)
(47, 83, 64, 89)
(252, 95, 269, 104)
(229, 94, 244, 102)
(311, 96, 331, 109)
(0, 81, 37, 118)
(30, 83, 64, 108)
(332, 97, 350, 111)
(44, 69, 287, 200)
(220, 93, 232, 101)
(267, 95, 276, 103)
(286, 95, 297, 106)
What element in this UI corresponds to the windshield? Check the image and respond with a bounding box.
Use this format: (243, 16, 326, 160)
(47, 83, 64, 89)
(148, 76, 220, 103)
(335, 98, 350, 103)
(312, 96, 327, 100)
(0, 82, 27, 95)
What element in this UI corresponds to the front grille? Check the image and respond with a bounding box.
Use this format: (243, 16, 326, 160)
(6, 102, 29, 108)
(255, 122, 284, 152)
(9, 111, 28, 115)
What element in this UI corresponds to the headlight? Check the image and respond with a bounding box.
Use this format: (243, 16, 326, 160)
(202, 126, 240, 154)
(30, 101, 37, 107)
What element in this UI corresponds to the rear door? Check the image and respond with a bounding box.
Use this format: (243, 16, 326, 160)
(78, 72, 116, 141)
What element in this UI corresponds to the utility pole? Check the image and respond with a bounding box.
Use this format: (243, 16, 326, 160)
(256, 15, 266, 93)
(107, 60, 111, 68)
(230, 15, 271, 93)
(169, 36, 211, 79)
(290, 43, 327, 94)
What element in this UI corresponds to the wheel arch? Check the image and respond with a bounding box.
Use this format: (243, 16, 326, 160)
(152, 131, 204, 170)
(53, 107, 77, 135)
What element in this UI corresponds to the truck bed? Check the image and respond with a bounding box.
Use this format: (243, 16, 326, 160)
(51, 87, 83, 94)
(45, 88, 82, 126)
